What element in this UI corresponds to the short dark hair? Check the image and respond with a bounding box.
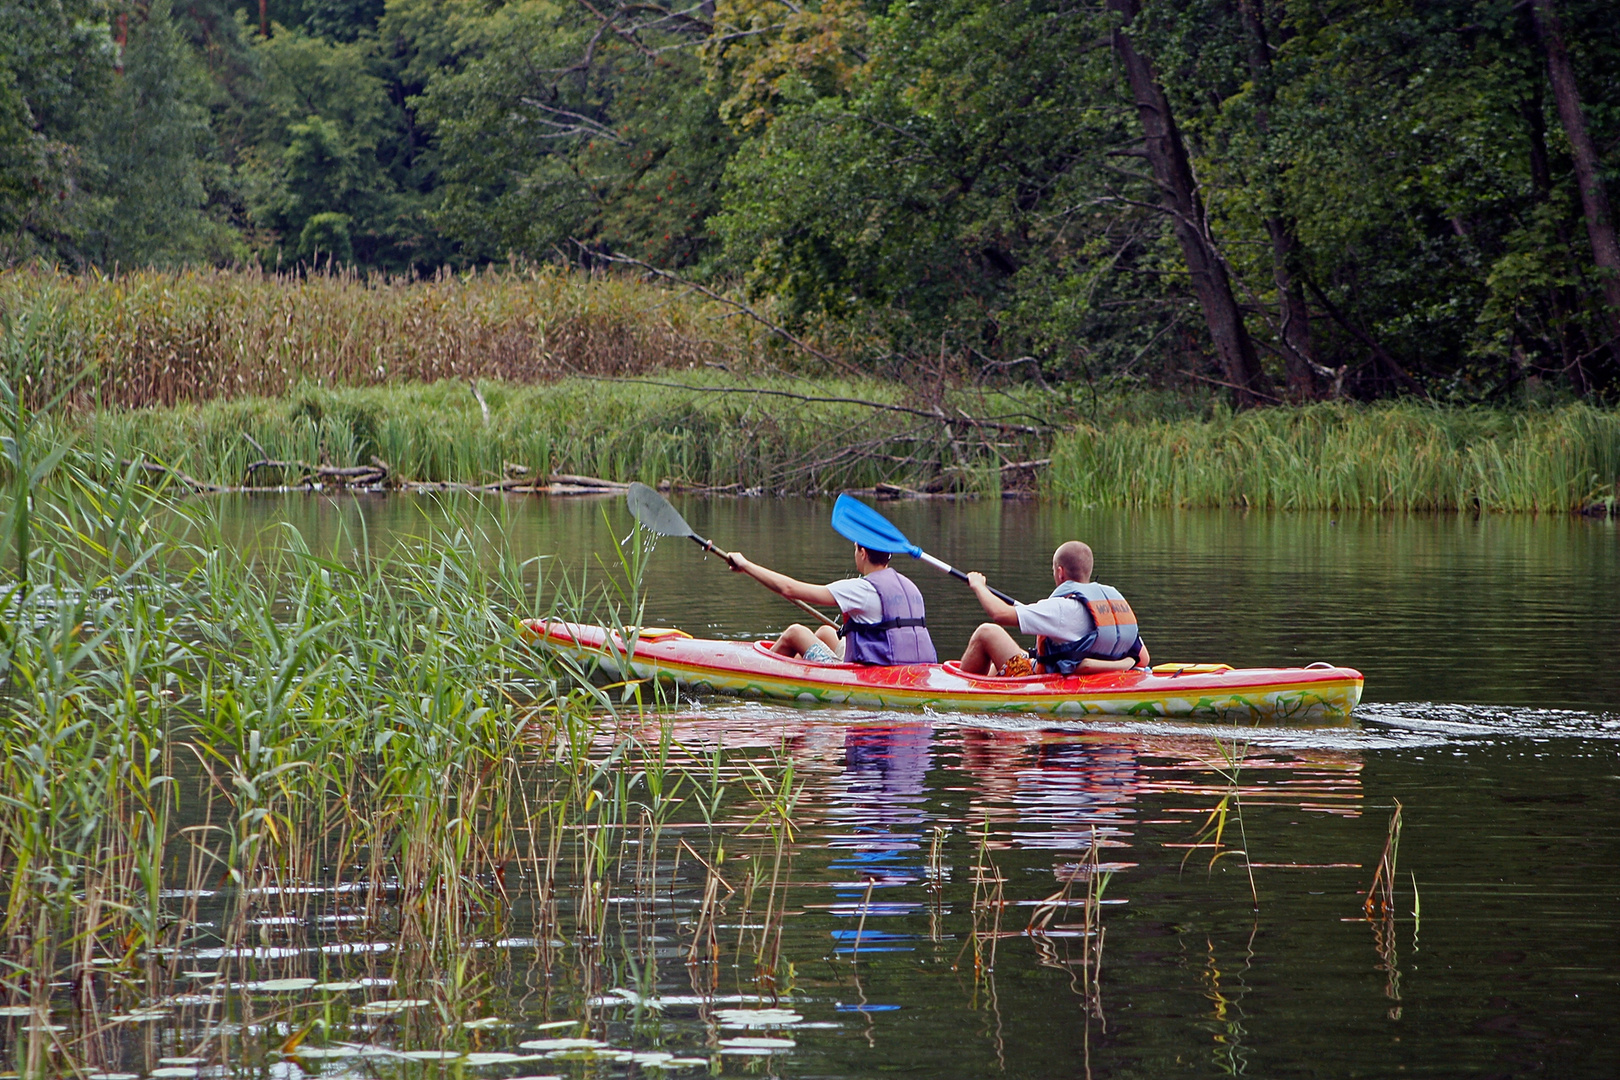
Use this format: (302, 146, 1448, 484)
(857, 545, 892, 566)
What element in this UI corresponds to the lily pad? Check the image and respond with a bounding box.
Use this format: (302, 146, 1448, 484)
(713, 1008, 803, 1028)
(401, 1050, 464, 1061)
(288, 1047, 365, 1060)
(0, 1006, 36, 1017)
(357, 998, 431, 1014)
(150, 1068, 199, 1077)
(460, 1017, 505, 1030)
(245, 978, 317, 992)
(516, 1038, 606, 1051)
(718, 1037, 795, 1053)
(109, 1011, 171, 1023)
(460, 1052, 543, 1065)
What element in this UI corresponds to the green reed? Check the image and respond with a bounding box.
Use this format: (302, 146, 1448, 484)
(1050, 400, 1620, 512)
(0, 364, 821, 1075)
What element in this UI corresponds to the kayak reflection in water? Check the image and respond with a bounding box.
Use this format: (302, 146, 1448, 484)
(959, 541, 1150, 677)
(726, 543, 938, 665)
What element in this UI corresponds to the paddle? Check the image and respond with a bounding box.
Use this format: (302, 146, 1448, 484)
(626, 483, 836, 627)
(831, 493, 1021, 605)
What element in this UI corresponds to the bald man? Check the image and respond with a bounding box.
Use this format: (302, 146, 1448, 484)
(959, 541, 1150, 678)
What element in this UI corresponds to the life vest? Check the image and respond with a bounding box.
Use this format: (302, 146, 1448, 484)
(1034, 581, 1141, 674)
(837, 567, 938, 665)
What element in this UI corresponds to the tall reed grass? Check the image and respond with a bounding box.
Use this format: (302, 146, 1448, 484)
(1048, 402, 1620, 512)
(77, 375, 1033, 496)
(0, 264, 792, 410)
(0, 360, 817, 1075)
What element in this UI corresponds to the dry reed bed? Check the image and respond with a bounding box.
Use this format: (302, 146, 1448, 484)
(1, 265, 785, 410)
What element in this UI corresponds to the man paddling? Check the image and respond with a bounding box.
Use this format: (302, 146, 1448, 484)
(959, 541, 1149, 677)
(727, 544, 938, 665)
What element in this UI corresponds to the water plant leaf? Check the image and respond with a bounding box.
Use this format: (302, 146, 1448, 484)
(357, 998, 432, 1014)
(461, 1053, 545, 1065)
(516, 1038, 608, 1051)
(713, 1008, 803, 1028)
(247, 978, 318, 992)
(718, 1036, 796, 1053)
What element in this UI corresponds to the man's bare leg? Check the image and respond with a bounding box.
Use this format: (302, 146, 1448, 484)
(959, 623, 1027, 676)
(813, 625, 844, 658)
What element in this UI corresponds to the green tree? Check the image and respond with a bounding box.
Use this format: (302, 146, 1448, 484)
(84, 0, 237, 267)
(412, 0, 734, 265)
(0, 0, 111, 262)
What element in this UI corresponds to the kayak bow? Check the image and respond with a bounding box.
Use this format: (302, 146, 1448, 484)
(523, 620, 1364, 722)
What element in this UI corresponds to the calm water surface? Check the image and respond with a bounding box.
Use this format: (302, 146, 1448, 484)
(197, 495, 1618, 1078)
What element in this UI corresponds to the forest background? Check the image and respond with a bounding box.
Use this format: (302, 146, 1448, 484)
(4, 0, 1620, 413)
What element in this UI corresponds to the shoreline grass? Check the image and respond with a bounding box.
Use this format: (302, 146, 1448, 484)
(1050, 402, 1620, 513)
(3, 265, 1616, 511)
(66, 379, 1620, 512)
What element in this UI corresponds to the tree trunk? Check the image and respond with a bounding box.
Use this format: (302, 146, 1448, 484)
(1533, 0, 1620, 359)
(1241, 0, 1318, 400)
(1108, 0, 1273, 407)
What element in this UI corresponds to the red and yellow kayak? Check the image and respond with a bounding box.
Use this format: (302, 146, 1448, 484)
(523, 621, 1364, 722)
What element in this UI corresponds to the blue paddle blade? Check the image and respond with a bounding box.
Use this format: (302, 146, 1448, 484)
(831, 494, 921, 558)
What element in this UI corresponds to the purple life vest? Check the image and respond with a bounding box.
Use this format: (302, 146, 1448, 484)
(837, 567, 938, 665)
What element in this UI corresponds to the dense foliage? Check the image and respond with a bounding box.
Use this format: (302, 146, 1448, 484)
(2, 0, 1618, 399)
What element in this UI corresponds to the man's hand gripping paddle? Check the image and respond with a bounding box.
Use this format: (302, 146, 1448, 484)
(626, 483, 836, 627)
(830, 493, 1022, 605)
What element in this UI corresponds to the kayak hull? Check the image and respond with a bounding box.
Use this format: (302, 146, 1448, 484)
(523, 621, 1364, 722)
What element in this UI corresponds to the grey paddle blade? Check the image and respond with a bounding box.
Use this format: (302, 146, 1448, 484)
(626, 482, 695, 539)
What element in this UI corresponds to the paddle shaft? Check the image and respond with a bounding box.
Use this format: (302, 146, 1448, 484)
(685, 533, 838, 628)
(915, 551, 1020, 606)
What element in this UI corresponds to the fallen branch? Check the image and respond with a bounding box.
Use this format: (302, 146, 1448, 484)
(585, 376, 1050, 435)
(127, 460, 228, 493)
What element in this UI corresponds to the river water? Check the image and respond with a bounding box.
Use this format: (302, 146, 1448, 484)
(211, 494, 1618, 1078)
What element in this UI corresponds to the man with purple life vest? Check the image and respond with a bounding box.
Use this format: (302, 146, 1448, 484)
(959, 541, 1150, 678)
(725, 543, 938, 665)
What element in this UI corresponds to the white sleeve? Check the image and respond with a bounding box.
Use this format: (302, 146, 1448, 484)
(825, 577, 883, 622)
(1015, 595, 1092, 640)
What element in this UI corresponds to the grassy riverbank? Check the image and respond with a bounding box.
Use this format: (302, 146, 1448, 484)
(5, 266, 1616, 511)
(70, 378, 1620, 511)
(1051, 402, 1620, 513)
(79, 374, 1047, 496)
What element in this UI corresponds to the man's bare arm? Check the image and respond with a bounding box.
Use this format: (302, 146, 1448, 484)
(966, 571, 1020, 627)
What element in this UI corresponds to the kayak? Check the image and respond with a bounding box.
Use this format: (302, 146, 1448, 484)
(523, 620, 1364, 722)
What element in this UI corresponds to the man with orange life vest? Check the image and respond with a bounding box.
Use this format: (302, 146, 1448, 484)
(958, 540, 1149, 678)
(727, 544, 938, 665)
